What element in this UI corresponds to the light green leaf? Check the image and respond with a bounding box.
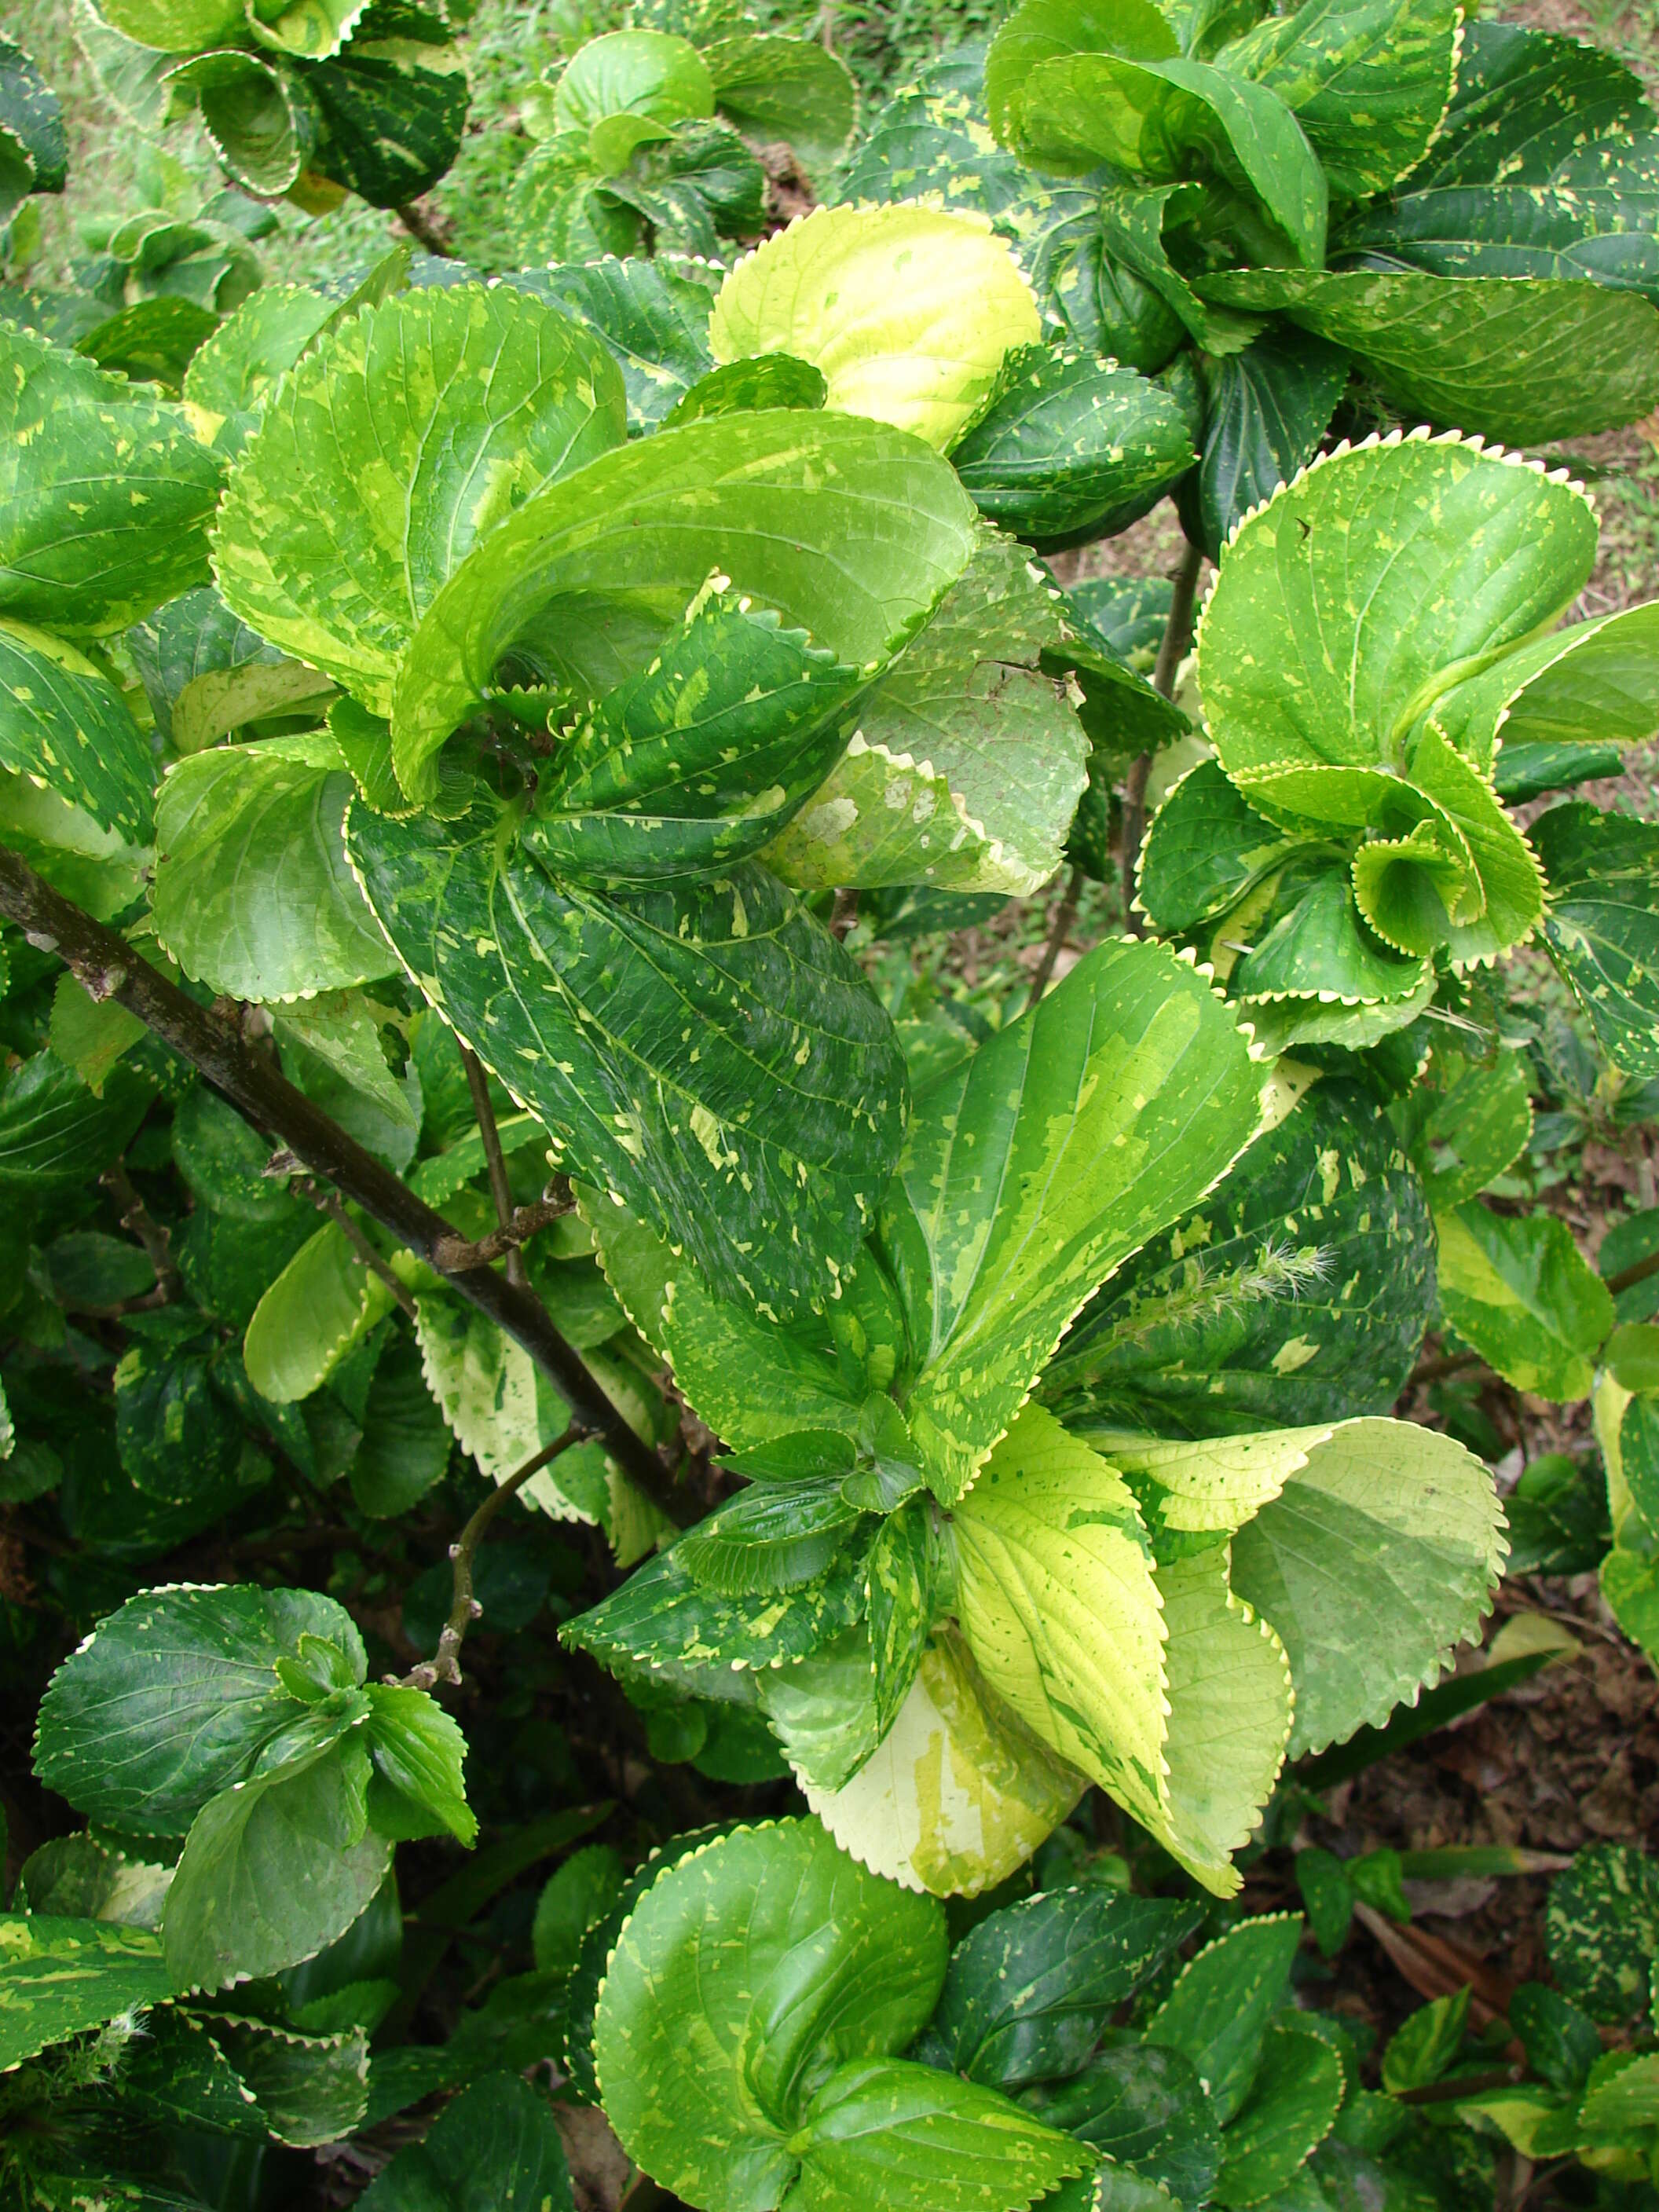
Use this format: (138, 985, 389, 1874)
(1380, 1987, 1469, 2094)
(181, 281, 337, 427)
(791, 2056, 1085, 2212)
(800, 1628, 1085, 1899)
(391, 408, 977, 807)
(163, 1738, 392, 1993)
(364, 1682, 475, 1847)
(163, 49, 313, 199)
(952, 1406, 1169, 1841)
(1100, 1426, 1330, 1534)
(33, 1582, 364, 1837)
(705, 32, 857, 169)
(985, 0, 1179, 143)
(1536, 802, 1659, 1078)
(1196, 268, 1659, 444)
(1216, 2014, 1346, 2206)
(881, 934, 1262, 1501)
(214, 286, 626, 717)
(708, 203, 1041, 452)
(1434, 600, 1659, 773)
(0, 323, 223, 637)
(677, 1481, 863, 1595)
(763, 529, 1089, 896)
(553, 30, 713, 137)
(0, 1915, 174, 2071)
(152, 735, 396, 1003)
(243, 1221, 398, 1404)
(594, 1820, 947, 2207)
(413, 1291, 595, 1518)
(1229, 1416, 1504, 1756)
(350, 806, 907, 1322)
(755, 1624, 886, 1792)
(1436, 1200, 1613, 1401)
(0, 619, 154, 842)
(1394, 1047, 1533, 1210)
(1232, 870, 1430, 1009)
(866, 1496, 937, 1739)
(357, 2071, 574, 2212)
(1145, 1914, 1302, 2123)
(93, 0, 243, 49)
(526, 255, 716, 432)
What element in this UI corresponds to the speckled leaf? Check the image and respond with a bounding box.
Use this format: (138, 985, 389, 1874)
(1546, 1844, 1659, 2023)
(676, 1481, 863, 1595)
(1536, 802, 1659, 1078)
(33, 1583, 364, 1836)
(304, 36, 470, 208)
(601, 121, 765, 256)
(1395, 1049, 1533, 1210)
(764, 530, 1089, 896)
(214, 287, 625, 717)
(1224, 0, 1458, 199)
(755, 1627, 885, 1793)
(1407, 20, 1652, 192)
(1136, 760, 1300, 933)
(1195, 328, 1349, 558)
(413, 1291, 601, 1520)
(1097, 181, 1265, 354)
(865, 1497, 936, 1739)
(1100, 1426, 1330, 1536)
(0, 35, 66, 210)
(952, 347, 1192, 543)
(357, 2072, 573, 2212)
(1434, 600, 1659, 775)
(390, 408, 978, 804)
(803, 1628, 1084, 1899)
(834, 71, 1038, 228)
(592, 1818, 947, 2211)
(181, 282, 339, 429)
(936, 1886, 1201, 2089)
(1014, 53, 1328, 268)
(152, 736, 396, 1003)
(705, 32, 857, 169)
(791, 2058, 1085, 2212)
(243, 1221, 398, 1404)
(351, 804, 906, 1320)
(1146, 1914, 1302, 2124)
(503, 135, 639, 264)
(0, 324, 223, 638)
(1031, 2046, 1221, 2203)
(952, 1406, 1169, 1842)
(128, 583, 287, 745)
(164, 49, 313, 198)
(1214, 2015, 1346, 2206)
(985, 0, 1180, 143)
(525, 256, 715, 430)
(0, 1916, 174, 2071)
(662, 353, 827, 425)
(562, 1540, 868, 1690)
(1198, 435, 1597, 785)
(1229, 1416, 1504, 1757)
(1197, 267, 1659, 443)
(0, 621, 154, 842)
(881, 934, 1261, 1502)
(1233, 870, 1430, 1007)
(525, 593, 862, 884)
(1436, 1199, 1613, 1402)
(708, 203, 1040, 452)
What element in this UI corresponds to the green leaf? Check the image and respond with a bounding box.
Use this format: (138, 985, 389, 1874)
(114, 1342, 244, 1506)
(164, 49, 313, 198)
(172, 1085, 295, 1223)
(1546, 1843, 1659, 2023)
(1229, 1417, 1503, 1756)
(351, 805, 907, 1322)
(986, 0, 1178, 141)
(1535, 802, 1659, 1077)
(392, 409, 976, 808)
(303, 35, 470, 208)
(790, 2056, 1085, 2212)
(1231, 870, 1430, 1012)
(1097, 181, 1265, 355)
(799, 1628, 1086, 1899)
(0, 1049, 151, 1188)
(1194, 328, 1349, 558)
(213, 286, 625, 719)
(952, 1406, 1169, 1845)
(1509, 1983, 1602, 2096)
(676, 1480, 864, 1595)
(0, 323, 223, 637)
(1404, 20, 1651, 192)
(1145, 1914, 1302, 2123)
(708, 203, 1041, 452)
(34, 1582, 365, 1836)
(1379, 1988, 1469, 2094)
(882, 936, 1262, 1500)
(0, 1914, 174, 2070)
(554, 30, 713, 136)
(1224, 0, 1459, 198)
(348, 1335, 451, 1518)
(1297, 1848, 1355, 1958)
(198, 2013, 371, 2146)
(357, 2071, 573, 2212)
(364, 1682, 475, 1847)
(763, 529, 1090, 896)
(243, 1221, 398, 1404)
(152, 736, 397, 1003)
(663, 353, 829, 425)
(247, 0, 372, 60)
(1435, 1200, 1613, 1401)
(1136, 759, 1301, 933)
(532, 1844, 624, 1975)
(95, 1, 244, 52)
(526, 255, 716, 431)
(950, 346, 1195, 544)
(1216, 2014, 1346, 2205)
(592, 1818, 948, 2211)
(181, 281, 338, 427)
(0, 619, 155, 843)
(936, 1887, 1201, 2088)
(706, 32, 857, 169)
(866, 1497, 937, 1738)
(1032, 2045, 1221, 2202)
(0, 33, 66, 204)
(1396, 1049, 1533, 1209)
(163, 1736, 391, 1993)
(1197, 268, 1659, 444)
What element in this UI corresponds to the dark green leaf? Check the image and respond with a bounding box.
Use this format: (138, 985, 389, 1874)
(1546, 1843, 1659, 2023)
(358, 2072, 573, 2212)
(1508, 1983, 1602, 2096)
(1032, 2043, 1221, 2201)
(0, 1914, 174, 2071)
(306, 36, 471, 207)
(1194, 328, 1348, 558)
(1146, 1915, 1302, 2123)
(521, 255, 715, 430)
(1535, 803, 1659, 1078)
(348, 1332, 450, 1517)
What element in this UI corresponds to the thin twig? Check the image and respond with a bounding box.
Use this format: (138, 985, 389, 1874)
(1122, 536, 1206, 938)
(303, 1183, 419, 1321)
(0, 841, 683, 1526)
(395, 200, 453, 256)
(397, 1427, 588, 1687)
(1603, 1244, 1659, 1298)
(101, 1162, 181, 1304)
(1411, 1346, 1485, 1386)
(829, 887, 859, 942)
(430, 1188, 574, 1274)
(461, 1043, 528, 1290)
(1025, 863, 1083, 1013)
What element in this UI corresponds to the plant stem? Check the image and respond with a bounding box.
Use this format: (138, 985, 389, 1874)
(395, 200, 452, 256)
(1602, 1245, 1659, 1298)
(1025, 863, 1083, 1013)
(0, 842, 683, 1526)
(303, 1184, 419, 1321)
(829, 886, 859, 941)
(101, 1162, 181, 1304)
(1411, 1345, 1485, 1386)
(431, 1188, 573, 1274)
(461, 1042, 528, 1291)
(1121, 535, 1205, 937)
(399, 1426, 587, 1687)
